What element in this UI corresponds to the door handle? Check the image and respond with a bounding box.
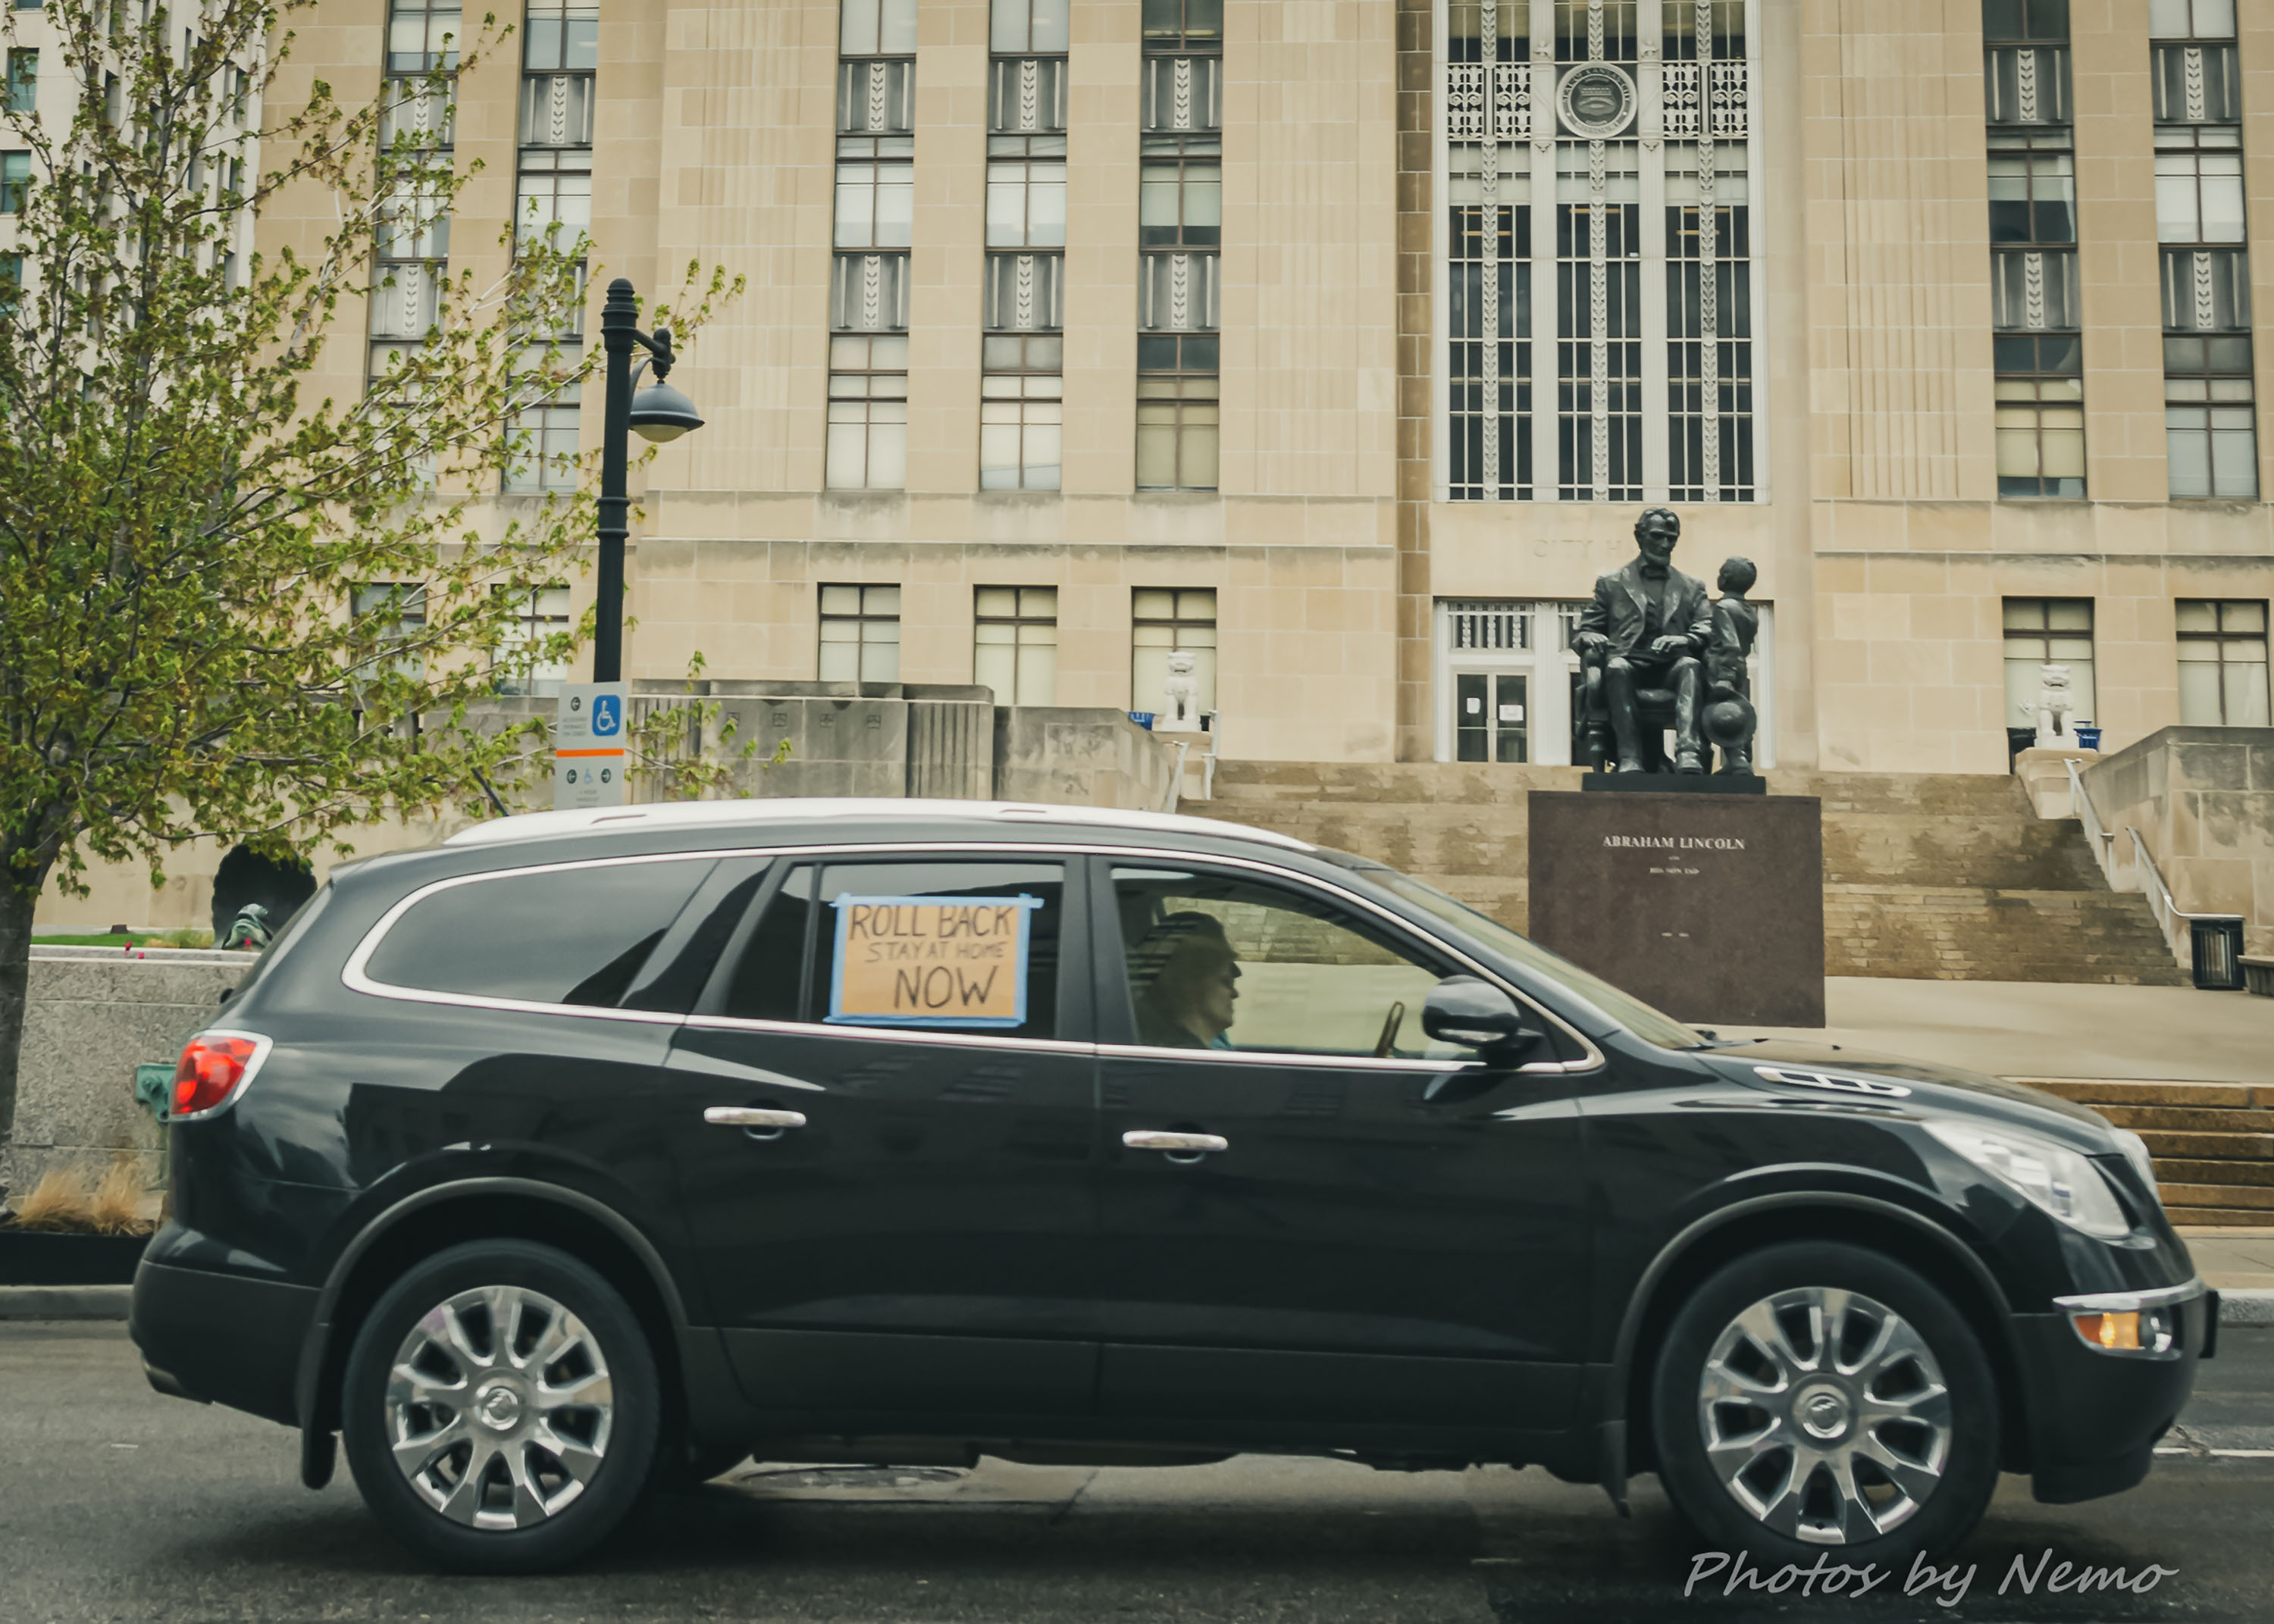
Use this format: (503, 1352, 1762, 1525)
(1123, 1129, 1228, 1162)
(704, 1106, 809, 1133)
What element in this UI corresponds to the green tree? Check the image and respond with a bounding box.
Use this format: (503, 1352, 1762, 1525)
(0, 1, 739, 1194)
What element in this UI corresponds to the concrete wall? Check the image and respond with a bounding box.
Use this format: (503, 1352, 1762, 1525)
(2082, 726, 2274, 956)
(994, 708, 1186, 810)
(7, 953, 246, 1200)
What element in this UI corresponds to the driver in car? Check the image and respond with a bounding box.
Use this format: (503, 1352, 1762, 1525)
(1129, 912, 1242, 1050)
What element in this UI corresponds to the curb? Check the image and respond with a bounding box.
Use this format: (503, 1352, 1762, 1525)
(2219, 1288, 2274, 1325)
(0, 1284, 133, 1319)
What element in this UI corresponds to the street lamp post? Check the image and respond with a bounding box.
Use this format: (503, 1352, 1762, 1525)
(593, 276, 706, 684)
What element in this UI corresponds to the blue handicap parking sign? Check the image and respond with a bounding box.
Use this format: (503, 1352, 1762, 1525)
(592, 694, 622, 736)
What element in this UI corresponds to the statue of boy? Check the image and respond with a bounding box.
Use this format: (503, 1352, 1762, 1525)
(1707, 556, 1760, 774)
(1574, 507, 1713, 773)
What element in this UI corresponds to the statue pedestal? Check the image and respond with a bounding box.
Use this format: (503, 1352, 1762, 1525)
(1527, 790, 1825, 1028)
(1580, 772, 1766, 795)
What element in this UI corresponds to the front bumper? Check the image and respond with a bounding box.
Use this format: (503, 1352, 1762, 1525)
(130, 1257, 318, 1428)
(2016, 1282, 2210, 1505)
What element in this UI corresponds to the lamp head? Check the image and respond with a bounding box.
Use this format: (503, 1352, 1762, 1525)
(628, 377, 703, 443)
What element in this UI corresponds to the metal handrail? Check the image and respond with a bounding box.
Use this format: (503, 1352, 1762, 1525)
(2067, 759, 2242, 972)
(2128, 826, 2243, 928)
(2064, 758, 2113, 859)
(1159, 739, 1192, 813)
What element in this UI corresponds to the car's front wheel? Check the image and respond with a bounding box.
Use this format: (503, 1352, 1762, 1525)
(341, 1241, 661, 1573)
(1651, 1241, 2002, 1566)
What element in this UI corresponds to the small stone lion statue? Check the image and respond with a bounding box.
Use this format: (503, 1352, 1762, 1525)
(1160, 649, 1201, 729)
(2034, 663, 2074, 747)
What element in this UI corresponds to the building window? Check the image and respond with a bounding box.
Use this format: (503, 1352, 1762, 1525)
(372, 2, 461, 421)
(2153, 1, 2254, 499)
(1132, 587, 1217, 715)
(2177, 599, 2270, 726)
(385, 0, 463, 74)
(1995, 345, 2085, 499)
(2002, 597, 2095, 730)
(1135, 375, 1219, 490)
(837, 159, 914, 247)
(834, 0, 916, 491)
(819, 584, 901, 684)
(1445, 2, 1530, 504)
(986, 0, 1067, 491)
(1984, 2, 2082, 501)
(1667, 192, 1754, 502)
(833, 250, 910, 333)
(1449, 202, 1530, 501)
(973, 586, 1058, 705)
(503, 399, 581, 493)
(981, 349, 1062, 490)
(353, 582, 431, 683)
(0, 150, 27, 213)
(1556, 188, 1643, 502)
(493, 584, 574, 697)
(1139, 0, 1220, 491)
(503, 2, 593, 495)
(841, 0, 917, 56)
(826, 334, 909, 490)
(7, 49, 36, 114)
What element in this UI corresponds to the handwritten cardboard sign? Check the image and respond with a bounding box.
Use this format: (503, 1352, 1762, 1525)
(827, 894, 1040, 1028)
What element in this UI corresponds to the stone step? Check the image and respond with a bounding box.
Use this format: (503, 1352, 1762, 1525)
(2164, 1207, 2274, 1227)
(2093, 1104, 2274, 1134)
(2012, 1080, 2274, 1109)
(2138, 1130, 2274, 1160)
(2162, 1182, 2274, 1210)
(2150, 1158, 2274, 1187)
(1192, 761, 2185, 988)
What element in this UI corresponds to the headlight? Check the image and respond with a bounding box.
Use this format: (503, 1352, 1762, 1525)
(1925, 1122, 2133, 1238)
(2107, 1128, 2163, 1207)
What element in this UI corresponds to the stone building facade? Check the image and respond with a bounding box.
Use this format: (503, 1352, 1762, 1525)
(249, 0, 2274, 779)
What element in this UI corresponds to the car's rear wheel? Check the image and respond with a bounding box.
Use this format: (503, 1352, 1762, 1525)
(1651, 1241, 2001, 1566)
(342, 1241, 660, 1573)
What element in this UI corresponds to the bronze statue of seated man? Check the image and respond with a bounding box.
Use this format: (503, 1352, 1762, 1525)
(1574, 507, 1713, 774)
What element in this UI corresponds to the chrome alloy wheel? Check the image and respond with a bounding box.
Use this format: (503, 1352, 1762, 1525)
(384, 1285, 615, 1531)
(1696, 1286, 1953, 1545)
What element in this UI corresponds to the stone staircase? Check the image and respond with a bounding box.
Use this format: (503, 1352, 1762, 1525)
(2014, 1080, 2274, 1227)
(1186, 761, 2186, 985)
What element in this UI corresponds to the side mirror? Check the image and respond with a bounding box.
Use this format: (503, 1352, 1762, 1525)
(1420, 975, 1542, 1059)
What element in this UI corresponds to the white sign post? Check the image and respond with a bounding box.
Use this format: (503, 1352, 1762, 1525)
(555, 681, 629, 809)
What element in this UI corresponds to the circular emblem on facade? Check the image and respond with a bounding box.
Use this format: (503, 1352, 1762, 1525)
(1556, 62, 1637, 139)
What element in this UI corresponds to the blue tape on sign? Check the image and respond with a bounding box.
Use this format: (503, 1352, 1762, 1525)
(825, 893, 1042, 1028)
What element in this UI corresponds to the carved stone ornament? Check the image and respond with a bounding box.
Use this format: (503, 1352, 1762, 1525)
(1557, 62, 1637, 140)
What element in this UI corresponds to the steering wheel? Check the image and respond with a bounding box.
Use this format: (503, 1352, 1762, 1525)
(1372, 1000, 1406, 1059)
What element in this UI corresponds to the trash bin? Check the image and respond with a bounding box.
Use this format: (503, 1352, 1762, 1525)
(2190, 917, 2246, 991)
(133, 1063, 173, 1187)
(2075, 723, 2102, 751)
(1127, 712, 1156, 731)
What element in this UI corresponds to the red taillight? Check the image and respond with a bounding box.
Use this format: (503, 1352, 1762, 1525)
(172, 1034, 265, 1117)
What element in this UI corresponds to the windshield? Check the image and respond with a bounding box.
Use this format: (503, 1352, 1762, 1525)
(1351, 865, 1706, 1051)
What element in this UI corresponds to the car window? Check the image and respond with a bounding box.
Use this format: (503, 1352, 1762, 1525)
(1350, 863, 1702, 1050)
(1108, 865, 1482, 1061)
(720, 859, 1066, 1040)
(620, 859, 771, 1014)
(719, 864, 817, 1023)
(362, 858, 715, 1007)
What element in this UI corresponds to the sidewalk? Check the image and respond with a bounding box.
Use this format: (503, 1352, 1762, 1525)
(1734, 976, 2272, 1084)
(2186, 1230, 2274, 1294)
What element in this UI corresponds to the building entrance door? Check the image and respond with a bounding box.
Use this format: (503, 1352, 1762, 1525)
(1454, 672, 1529, 762)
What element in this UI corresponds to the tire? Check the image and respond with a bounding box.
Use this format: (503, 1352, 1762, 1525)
(1650, 1241, 2001, 1569)
(341, 1240, 662, 1574)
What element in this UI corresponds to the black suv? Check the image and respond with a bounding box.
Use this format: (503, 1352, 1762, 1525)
(131, 799, 2211, 1573)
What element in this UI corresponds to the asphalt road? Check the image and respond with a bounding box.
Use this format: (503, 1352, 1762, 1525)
(1, 1323, 2269, 1623)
